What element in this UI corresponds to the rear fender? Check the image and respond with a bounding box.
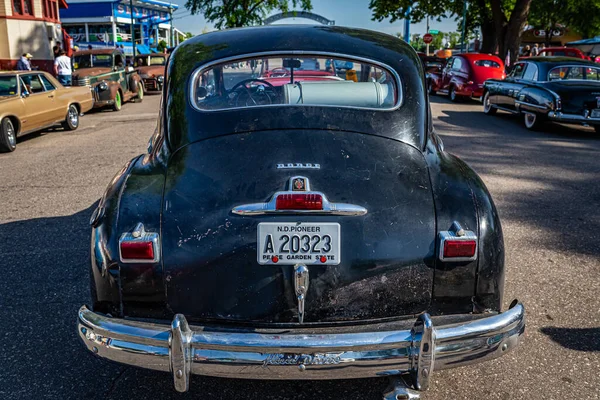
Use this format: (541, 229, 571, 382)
(425, 135, 504, 313)
(515, 87, 554, 113)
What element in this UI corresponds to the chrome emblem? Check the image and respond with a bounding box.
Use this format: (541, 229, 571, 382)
(294, 264, 309, 323)
(263, 353, 342, 367)
(292, 177, 306, 191)
(277, 163, 320, 169)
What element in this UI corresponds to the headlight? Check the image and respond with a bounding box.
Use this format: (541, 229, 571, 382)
(157, 75, 164, 83)
(98, 81, 108, 91)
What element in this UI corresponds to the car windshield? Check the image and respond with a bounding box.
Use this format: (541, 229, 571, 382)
(73, 54, 113, 69)
(548, 66, 600, 81)
(0, 76, 18, 96)
(193, 54, 399, 111)
(149, 56, 166, 66)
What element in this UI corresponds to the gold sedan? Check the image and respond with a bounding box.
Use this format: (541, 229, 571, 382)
(0, 71, 94, 152)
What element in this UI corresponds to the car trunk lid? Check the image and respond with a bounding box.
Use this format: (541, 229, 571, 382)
(161, 130, 436, 324)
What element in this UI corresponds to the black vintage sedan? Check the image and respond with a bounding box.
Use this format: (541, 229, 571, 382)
(483, 57, 600, 132)
(77, 26, 524, 398)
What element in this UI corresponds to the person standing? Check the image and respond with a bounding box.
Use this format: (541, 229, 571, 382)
(53, 42, 62, 59)
(54, 50, 72, 86)
(531, 43, 540, 56)
(16, 53, 33, 71)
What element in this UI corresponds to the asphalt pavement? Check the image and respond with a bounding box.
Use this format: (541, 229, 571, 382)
(0, 94, 598, 399)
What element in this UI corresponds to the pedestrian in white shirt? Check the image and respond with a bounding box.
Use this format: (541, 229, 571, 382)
(54, 50, 72, 86)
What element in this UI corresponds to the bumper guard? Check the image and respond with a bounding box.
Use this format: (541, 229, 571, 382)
(77, 301, 524, 393)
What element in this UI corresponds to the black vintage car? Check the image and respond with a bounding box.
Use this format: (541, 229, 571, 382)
(483, 57, 600, 131)
(77, 26, 525, 398)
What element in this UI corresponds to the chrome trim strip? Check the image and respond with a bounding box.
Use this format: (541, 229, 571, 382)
(231, 190, 367, 216)
(514, 100, 548, 111)
(548, 111, 600, 122)
(188, 50, 403, 113)
(118, 223, 161, 263)
(77, 301, 524, 390)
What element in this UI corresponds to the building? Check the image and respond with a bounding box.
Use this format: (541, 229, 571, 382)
(59, 0, 182, 55)
(0, 0, 69, 71)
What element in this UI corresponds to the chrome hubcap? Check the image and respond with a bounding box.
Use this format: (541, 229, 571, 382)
(6, 123, 15, 146)
(69, 107, 78, 127)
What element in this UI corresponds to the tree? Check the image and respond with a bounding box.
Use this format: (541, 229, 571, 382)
(370, 0, 534, 63)
(157, 40, 168, 52)
(185, 0, 312, 29)
(185, 32, 194, 39)
(529, 0, 600, 45)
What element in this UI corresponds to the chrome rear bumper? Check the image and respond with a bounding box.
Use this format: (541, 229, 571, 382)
(548, 111, 600, 125)
(77, 301, 524, 393)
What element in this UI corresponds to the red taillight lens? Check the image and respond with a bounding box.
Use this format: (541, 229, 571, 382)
(276, 194, 323, 210)
(443, 240, 476, 258)
(120, 241, 155, 260)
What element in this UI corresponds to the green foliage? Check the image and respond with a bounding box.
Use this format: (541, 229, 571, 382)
(185, 0, 312, 29)
(185, 32, 194, 38)
(157, 40, 168, 52)
(529, 0, 600, 41)
(407, 31, 461, 52)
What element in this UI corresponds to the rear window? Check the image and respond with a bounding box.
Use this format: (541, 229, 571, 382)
(548, 66, 600, 81)
(474, 59, 500, 68)
(192, 54, 400, 111)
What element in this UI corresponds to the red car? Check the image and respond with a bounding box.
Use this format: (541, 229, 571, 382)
(538, 47, 589, 59)
(427, 53, 505, 101)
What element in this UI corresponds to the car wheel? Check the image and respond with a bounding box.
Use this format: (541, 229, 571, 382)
(449, 86, 459, 102)
(524, 112, 541, 130)
(483, 92, 497, 115)
(62, 104, 80, 131)
(134, 82, 144, 103)
(594, 125, 600, 134)
(0, 117, 17, 152)
(112, 91, 122, 111)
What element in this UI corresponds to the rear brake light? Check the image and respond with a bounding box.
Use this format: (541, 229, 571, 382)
(443, 240, 476, 258)
(439, 222, 477, 261)
(467, 80, 474, 85)
(120, 241, 154, 260)
(276, 193, 323, 210)
(119, 223, 160, 263)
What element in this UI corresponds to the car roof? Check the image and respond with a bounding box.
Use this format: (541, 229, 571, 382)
(0, 71, 49, 76)
(540, 47, 581, 52)
(458, 53, 502, 61)
(167, 25, 427, 151)
(524, 56, 597, 66)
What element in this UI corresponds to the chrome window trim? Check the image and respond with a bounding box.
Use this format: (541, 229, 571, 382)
(188, 51, 403, 113)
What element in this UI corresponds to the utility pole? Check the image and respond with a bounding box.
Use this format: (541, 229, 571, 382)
(461, 1, 468, 53)
(403, 5, 411, 43)
(130, 0, 136, 58)
(169, 3, 174, 47)
(426, 15, 430, 56)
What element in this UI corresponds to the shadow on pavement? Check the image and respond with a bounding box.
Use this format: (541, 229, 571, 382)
(430, 98, 600, 259)
(540, 327, 600, 352)
(0, 204, 386, 399)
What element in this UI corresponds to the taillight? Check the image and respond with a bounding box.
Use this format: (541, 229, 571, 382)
(439, 222, 477, 262)
(443, 240, 476, 258)
(467, 80, 474, 85)
(276, 193, 323, 210)
(120, 241, 154, 260)
(119, 223, 160, 263)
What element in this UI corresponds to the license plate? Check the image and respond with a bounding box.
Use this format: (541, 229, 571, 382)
(257, 222, 341, 265)
(591, 109, 600, 118)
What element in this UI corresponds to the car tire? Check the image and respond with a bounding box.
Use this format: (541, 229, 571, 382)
(61, 104, 80, 131)
(594, 125, 600, 134)
(428, 81, 436, 95)
(134, 82, 144, 103)
(0, 117, 17, 152)
(449, 86, 460, 102)
(483, 92, 497, 115)
(112, 90, 122, 112)
(524, 112, 542, 130)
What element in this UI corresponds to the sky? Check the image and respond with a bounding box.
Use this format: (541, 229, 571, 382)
(167, 0, 460, 37)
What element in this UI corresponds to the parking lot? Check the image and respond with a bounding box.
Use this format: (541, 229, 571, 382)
(0, 94, 598, 399)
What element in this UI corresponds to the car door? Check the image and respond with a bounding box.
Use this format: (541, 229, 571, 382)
(20, 74, 55, 130)
(497, 62, 526, 108)
(38, 74, 64, 123)
(440, 57, 454, 90)
(115, 53, 130, 94)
